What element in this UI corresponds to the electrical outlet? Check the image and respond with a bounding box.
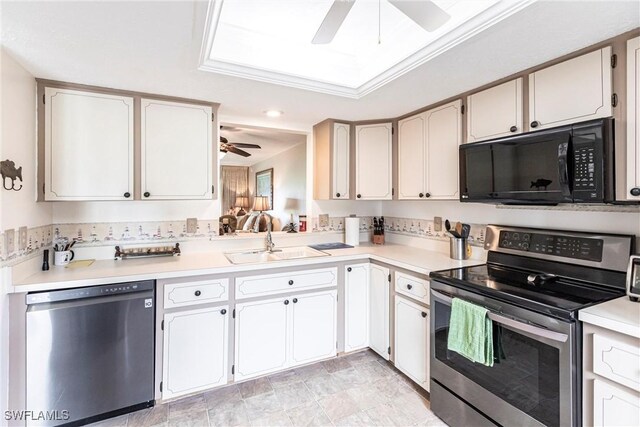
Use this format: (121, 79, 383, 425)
(5, 229, 15, 254)
(18, 226, 28, 251)
(434, 216, 442, 232)
(319, 214, 329, 227)
(186, 218, 198, 234)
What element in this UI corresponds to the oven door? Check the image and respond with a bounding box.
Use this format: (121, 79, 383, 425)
(430, 280, 577, 427)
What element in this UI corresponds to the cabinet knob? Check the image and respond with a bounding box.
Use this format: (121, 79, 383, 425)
(530, 121, 539, 128)
(194, 290, 201, 297)
(419, 193, 424, 198)
(425, 193, 431, 198)
(421, 312, 427, 318)
(347, 267, 352, 272)
(509, 126, 517, 133)
(356, 194, 362, 199)
(288, 280, 294, 285)
(143, 191, 150, 198)
(293, 298, 298, 303)
(220, 309, 227, 315)
(284, 299, 290, 305)
(336, 192, 341, 198)
(407, 284, 413, 290)
(123, 192, 131, 198)
(631, 187, 640, 197)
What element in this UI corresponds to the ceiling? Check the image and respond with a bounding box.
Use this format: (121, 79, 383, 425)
(1, 1, 639, 131)
(219, 125, 306, 166)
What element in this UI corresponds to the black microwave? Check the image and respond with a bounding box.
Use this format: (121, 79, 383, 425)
(460, 118, 615, 205)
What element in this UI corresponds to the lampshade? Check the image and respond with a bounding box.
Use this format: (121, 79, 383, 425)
(252, 196, 270, 212)
(284, 198, 300, 212)
(235, 196, 249, 208)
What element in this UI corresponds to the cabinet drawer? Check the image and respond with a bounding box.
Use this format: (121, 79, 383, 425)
(164, 279, 229, 309)
(593, 333, 640, 392)
(593, 379, 640, 427)
(395, 271, 430, 305)
(236, 267, 337, 300)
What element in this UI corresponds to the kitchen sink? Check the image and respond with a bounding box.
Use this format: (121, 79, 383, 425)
(224, 246, 329, 264)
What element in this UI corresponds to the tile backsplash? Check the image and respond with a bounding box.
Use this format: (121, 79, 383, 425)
(0, 224, 53, 267)
(382, 216, 486, 247)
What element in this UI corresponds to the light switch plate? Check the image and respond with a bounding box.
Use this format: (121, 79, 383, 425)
(319, 214, 329, 227)
(5, 229, 15, 254)
(18, 226, 28, 251)
(434, 217, 442, 232)
(186, 218, 198, 234)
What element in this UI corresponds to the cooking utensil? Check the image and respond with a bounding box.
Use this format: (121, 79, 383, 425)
(445, 219, 451, 232)
(461, 223, 471, 239)
(455, 222, 463, 237)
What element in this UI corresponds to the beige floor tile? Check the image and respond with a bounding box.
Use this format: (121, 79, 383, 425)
(273, 381, 314, 411)
(331, 367, 369, 390)
(353, 360, 393, 381)
(204, 385, 244, 416)
(365, 402, 414, 427)
(128, 405, 169, 427)
(88, 414, 129, 427)
(389, 391, 431, 424)
(169, 395, 207, 419)
(250, 410, 293, 427)
(345, 385, 388, 411)
(285, 401, 332, 427)
(244, 391, 285, 421)
(268, 369, 301, 389)
(295, 363, 328, 380)
(321, 358, 352, 373)
(369, 376, 414, 400)
(343, 350, 380, 366)
(238, 377, 274, 399)
(333, 411, 375, 427)
(316, 390, 359, 422)
(167, 410, 209, 427)
(304, 373, 345, 399)
(208, 404, 250, 427)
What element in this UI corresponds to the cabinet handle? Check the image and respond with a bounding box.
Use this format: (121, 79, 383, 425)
(425, 193, 431, 198)
(530, 121, 539, 128)
(419, 193, 424, 198)
(356, 194, 362, 199)
(407, 284, 413, 290)
(347, 267, 352, 272)
(293, 298, 298, 303)
(630, 187, 640, 197)
(220, 309, 227, 315)
(336, 192, 341, 198)
(123, 192, 131, 198)
(288, 280, 294, 285)
(143, 191, 150, 198)
(194, 290, 201, 297)
(421, 312, 427, 318)
(509, 126, 517, 133)
(284, 299, 290, 305)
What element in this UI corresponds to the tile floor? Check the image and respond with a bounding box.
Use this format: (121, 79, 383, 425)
(89, 350, 447, 427)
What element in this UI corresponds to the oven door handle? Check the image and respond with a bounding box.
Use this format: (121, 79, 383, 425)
(431, 290, 569, 343)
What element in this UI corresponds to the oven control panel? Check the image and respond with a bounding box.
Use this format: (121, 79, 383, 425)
(498, 231, 603, 261)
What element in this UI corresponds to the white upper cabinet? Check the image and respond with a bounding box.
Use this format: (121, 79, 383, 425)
(141, 99, 213, 200)
(333, 123, 350, 199)
(626, 36, 640, 200)
(398, 100, 461, 200)
(355, 123, 393, 200)
(313, 120, 350, 200)
(529, 47, 613, 130)
(44, 87, 134, 201)
(467, 78, 523, 142)
(369, 264, 390, 360)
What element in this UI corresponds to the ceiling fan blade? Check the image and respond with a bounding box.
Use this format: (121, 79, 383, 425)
(388, 0, 450, 32)
(226, 146, 252, 157)
(312, 0, 356, 44)
(230, 143, 262, 149)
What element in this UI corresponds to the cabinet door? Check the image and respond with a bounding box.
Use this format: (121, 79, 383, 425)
(529, 47, 612, 130)
(344, 263, 370, 352)
(394, 296, 429, 391)
(44, 87, 134, 201)
(332, 123, 350, 199)
(425, 99, 462, 199)
(162, 306, 228, 399)
(369, 264, 390, 360)
(593, 379, 640, 427)
(291, 291, 337, 366)
(141, 99, 213, 200)
(398, 114, 426, 200)
(355, 123, 393, 200)
(235, 297, 288, 381)
(467, 78, 523, 142)
(626, 36, 640, 201)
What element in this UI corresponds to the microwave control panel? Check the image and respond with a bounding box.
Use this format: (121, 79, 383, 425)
(573, 146, 596, 190)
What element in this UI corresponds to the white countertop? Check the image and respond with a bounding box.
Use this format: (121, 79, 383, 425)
(10, 243, 484, 293)
(579, 297, 640, 338)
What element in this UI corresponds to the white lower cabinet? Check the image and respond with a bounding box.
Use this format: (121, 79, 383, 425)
(162, 306, 229, 399)
(394, 295, 429, 391)
(344, 263, 370, 352)
(369, 264, 390, 360)
(593, 379, 640, 427)
(235, 290, 337, 381)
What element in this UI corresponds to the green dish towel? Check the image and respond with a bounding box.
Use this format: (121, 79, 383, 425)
(447, 297, 494, 367)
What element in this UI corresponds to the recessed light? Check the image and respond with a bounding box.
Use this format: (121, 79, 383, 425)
(264, 110, 283, 118)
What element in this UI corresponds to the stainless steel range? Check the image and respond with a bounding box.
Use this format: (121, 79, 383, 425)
(429, 225, 634, 427)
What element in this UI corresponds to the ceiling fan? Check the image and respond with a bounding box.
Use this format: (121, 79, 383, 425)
(220, 127, 262, 157)
(312, 0, 451, 44)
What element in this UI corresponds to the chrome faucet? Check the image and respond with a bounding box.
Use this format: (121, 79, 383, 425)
(265, 220, 276, 252)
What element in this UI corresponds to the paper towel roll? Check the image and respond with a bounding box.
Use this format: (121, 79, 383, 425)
(345, 217, 360, 246)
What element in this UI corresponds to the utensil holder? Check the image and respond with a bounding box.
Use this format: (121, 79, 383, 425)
(450, 237, 470, 260)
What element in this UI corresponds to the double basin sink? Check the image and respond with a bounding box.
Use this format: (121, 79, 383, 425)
(224, 246, 329, 265)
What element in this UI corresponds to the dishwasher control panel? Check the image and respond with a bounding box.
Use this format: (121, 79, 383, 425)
(26, 280, 154, 304)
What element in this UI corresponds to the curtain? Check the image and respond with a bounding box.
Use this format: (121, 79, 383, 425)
(220, 166, 249, 214)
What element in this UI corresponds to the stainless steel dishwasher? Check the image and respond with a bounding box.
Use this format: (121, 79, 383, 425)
(26, 280, 155, 426)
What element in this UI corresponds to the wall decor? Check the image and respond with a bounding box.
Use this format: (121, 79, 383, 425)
(255, 168, 273, 209)
(0, 159, 23, 191)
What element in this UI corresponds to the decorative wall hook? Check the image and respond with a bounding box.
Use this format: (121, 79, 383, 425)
(0, 159, 23, 191)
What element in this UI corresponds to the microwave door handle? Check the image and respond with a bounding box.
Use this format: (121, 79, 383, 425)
(431, 289, 568, 343)
(558, 141, 571, 197)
